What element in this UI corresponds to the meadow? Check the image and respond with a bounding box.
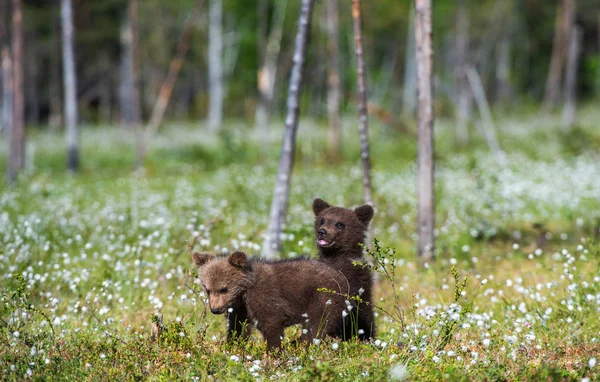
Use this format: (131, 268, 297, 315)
(1, 108, 600, 381)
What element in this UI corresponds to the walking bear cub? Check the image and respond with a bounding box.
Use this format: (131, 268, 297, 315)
(192, 251, 352, 350)
(312, 198, 375, 340)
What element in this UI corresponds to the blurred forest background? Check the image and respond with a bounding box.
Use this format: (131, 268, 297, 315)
(1, 0, 599, 133)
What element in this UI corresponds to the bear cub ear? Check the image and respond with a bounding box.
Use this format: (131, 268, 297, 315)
(229, 251, 249, 270)
(313, 198, 331, 216)
(192, 252, 214, 267)
(354, 204, 374, 226)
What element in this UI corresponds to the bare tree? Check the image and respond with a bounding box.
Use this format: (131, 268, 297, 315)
(325, 0, 341, 159)
(120, 0, 143, 168)
(255, 0, 287, 135)
(351, 0, 373, 206)
(543, 0, 575, 110)
(454, 0, 471, 145)
(8, 0, 25, 185)
(562, 25, 582, 129)
(262, 0, 314, 259)
(207, 0, 223, 131)
(414, 0, 435, 261)
(61, 0, 79, 172)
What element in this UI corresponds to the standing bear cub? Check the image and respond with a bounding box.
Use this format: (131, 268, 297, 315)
(192, 251, 351, 350)
(313, 198, 375, 340)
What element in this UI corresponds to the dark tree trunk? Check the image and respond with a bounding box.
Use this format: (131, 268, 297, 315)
(262, 0, 314, 259)
(351, 0, 373, 206)
(207, 0, 223, 131)
(8, 0, 25, 185)
(414, 0, 435, 262)
(61, 0, 79, 172)
(326, 0, 341, 160)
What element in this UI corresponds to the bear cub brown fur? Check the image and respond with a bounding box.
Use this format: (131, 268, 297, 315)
(313, 198, 375, 340)
(192, 251, 352, 350)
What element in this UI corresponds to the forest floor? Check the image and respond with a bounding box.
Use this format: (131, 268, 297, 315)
(1, 107, 599, 380)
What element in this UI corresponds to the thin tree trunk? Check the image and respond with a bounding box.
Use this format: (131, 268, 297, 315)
(120, 0, 143, 168)
(455, 0, 471, 145)
(61, 0, 79, 172)
(146, 4, 201, 140)
(543, 0, 574, 110)
(262, 0, 314, 259)
(351, 0, 373, 206)
(414, 0, 435, 262)
(8, 0, 25, 185)
(255, 0, 287, 134)
(326, 0, 341, 160)
(466, 66, 505, 164)
(403, 5, 417, 116)
(207, 0, 223, 131)
(562, 25, 582, 129)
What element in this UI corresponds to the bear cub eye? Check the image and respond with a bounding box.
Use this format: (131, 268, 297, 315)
(320, 218, 325, 225)
(219, 288, 228, 294)
(335, 222, 345, 229)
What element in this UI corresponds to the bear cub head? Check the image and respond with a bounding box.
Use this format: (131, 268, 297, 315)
(312, 198, 374, 256)
(192, 251, 253, 315)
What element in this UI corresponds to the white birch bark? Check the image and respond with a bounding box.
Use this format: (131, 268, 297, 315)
(262, 0, 314, 259)
(61, 0, 79, 171)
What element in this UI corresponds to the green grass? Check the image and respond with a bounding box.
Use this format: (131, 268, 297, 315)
(1, 108, 599, 380)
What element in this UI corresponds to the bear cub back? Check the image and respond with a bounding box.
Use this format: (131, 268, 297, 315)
(192, 251, 351, 350)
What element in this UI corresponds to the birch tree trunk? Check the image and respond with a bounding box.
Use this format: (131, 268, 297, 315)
(351, 0, 373, 206)
(414, 0, 435, 262)
(8, 0, 25, 185)
(207, 0, 223, 131)
(120, 0, 143, 168)
(61, 0, 79, 172)
(562, 25, 582, 129)
(455, 0, 471, 145)
(326, 0, 341, 160)
(262, 0, 314, 259)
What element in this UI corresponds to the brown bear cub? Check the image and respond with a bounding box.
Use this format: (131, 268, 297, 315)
(312, 198, 375, 341)
(192, 251, 351, 350)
